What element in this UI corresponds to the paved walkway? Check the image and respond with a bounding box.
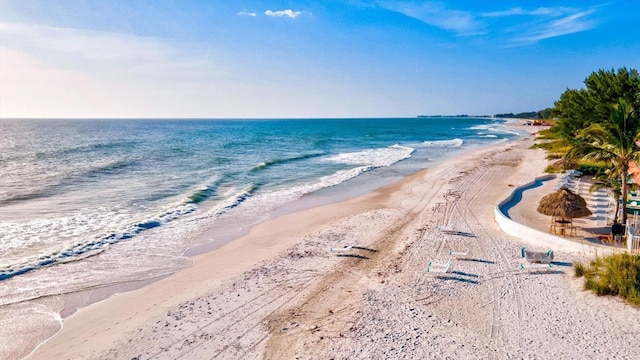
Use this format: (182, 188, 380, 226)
(507, 173, 624, 249)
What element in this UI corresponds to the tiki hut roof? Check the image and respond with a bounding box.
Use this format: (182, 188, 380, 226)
(537, 186, 592, 219)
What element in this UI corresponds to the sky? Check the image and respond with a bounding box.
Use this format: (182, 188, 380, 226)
(1, 0, 639, 119)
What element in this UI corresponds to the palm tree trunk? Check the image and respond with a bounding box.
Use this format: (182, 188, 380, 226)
(622, 172, 629, 224)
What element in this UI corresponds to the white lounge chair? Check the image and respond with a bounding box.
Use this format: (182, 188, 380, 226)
(521, 247, 554, 264)
(426, 259, 452, 273)
(330, 244, 354, 252)
(448, 249, 469, 257)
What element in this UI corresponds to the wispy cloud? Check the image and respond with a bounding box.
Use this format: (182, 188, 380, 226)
(376, 2, 599, 45)
(482, 6, 598, 45)
(238, 11, 257, 17)
(265, 9, 302, 19)
(0, 22, 240, 118)
(378, 1, 483, 36)
(480, 7, 574, 18)
(0, 22, 222, 89)
(516, 10, 596, 43)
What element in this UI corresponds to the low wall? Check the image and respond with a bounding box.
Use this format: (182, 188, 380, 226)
(494, 175, 611, 257)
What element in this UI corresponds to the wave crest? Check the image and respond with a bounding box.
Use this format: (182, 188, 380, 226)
(422, 138, 464, 147)
(324, 144, 414, 167)
(251, 152, 325, 172)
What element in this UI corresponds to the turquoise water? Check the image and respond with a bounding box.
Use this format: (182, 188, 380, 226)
(0, 117, 522, 304)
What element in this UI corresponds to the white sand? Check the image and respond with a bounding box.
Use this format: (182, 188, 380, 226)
(24, 128, 640, 359)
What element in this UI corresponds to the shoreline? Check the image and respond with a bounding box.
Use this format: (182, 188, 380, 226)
(23, 129, 524, 358)
(1, 124, 496, 359)
(22, 123, 640, 359)
(20, 129, 526, 358)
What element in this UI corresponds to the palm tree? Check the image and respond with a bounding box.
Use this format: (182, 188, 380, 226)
(590, 167, 623, 221)
(565, 99, 639, 224)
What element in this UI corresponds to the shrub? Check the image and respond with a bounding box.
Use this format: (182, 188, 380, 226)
(544, 165, 558, 174)
(581, 253, 640, 307)
(574, 262, 585, 277)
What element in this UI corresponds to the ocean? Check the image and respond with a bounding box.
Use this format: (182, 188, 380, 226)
(0, 117, 523, 308)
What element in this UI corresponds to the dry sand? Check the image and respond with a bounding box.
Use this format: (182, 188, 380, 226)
(25, 129, 640, 359)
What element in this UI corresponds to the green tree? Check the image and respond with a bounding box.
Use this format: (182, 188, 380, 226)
(553, 88, 594, 139)
(553, 67, 640, 224)
(553, 67, 640, 137)
(566, 99, 639, 223)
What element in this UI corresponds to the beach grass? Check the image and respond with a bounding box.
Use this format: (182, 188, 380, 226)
(575, 253, 640, 307)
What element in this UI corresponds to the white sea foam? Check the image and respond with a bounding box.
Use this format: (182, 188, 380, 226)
(469, 124, 521, 136)
(422, 138, 464, 147)
(203, 145, 415, 234)
(324, 144, 414, 167)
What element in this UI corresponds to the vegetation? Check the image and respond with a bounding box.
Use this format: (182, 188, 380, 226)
(545, 67, 640, 223)
(565, 99, 640, 223)
(495, 108, 553, 119)
(574, 254, 640, 307)
(547, 67, 640, 306)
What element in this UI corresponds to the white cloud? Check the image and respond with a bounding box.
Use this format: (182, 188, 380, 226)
(480, 7, 574, 18)
(378, 2, 482, 36)
(0, 22, 192, 72)
(265, 9, 302, 19)
(377, 3, 599, 45)
(502, 8, 598, 45)
(522, 10, 596, 42)
(238, 11, 257, 17)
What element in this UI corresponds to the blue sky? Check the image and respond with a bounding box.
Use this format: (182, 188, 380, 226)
(1, 0, 639, 118)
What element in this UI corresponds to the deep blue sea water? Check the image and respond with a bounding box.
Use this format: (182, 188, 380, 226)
(0, 117, 523, 305)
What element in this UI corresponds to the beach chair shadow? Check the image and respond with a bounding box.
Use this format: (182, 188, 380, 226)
(336, 254, 369, 260)
(438, 227, 476, 237)
(352, 246, 378, 252)
(435, 275, 480, 284)
(459, 258, 495, 264)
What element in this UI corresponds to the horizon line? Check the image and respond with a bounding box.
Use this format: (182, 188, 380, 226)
(0, 115, 500, 121)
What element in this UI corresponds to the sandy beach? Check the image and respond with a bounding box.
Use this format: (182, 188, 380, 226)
(23, 127, 640, 359)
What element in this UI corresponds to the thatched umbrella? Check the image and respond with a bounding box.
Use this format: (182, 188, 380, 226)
(537, 186, 592, 222)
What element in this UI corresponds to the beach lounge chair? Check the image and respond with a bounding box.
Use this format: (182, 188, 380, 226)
(329, 239, 356, 252)
(330, 244, 354, 252)
(448, 249, 469, 257)
(426, 259, 452, 273)
(521, 247, 554, 264)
